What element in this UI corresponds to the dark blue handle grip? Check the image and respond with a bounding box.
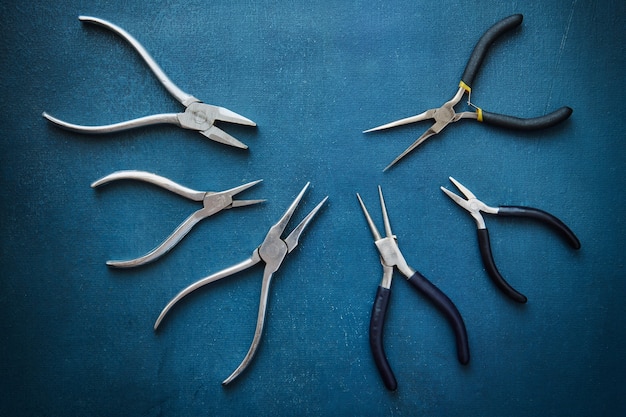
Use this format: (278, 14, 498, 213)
(461, 14, 523, 88)
(369, 286, 397, 391)
(498, 206, 581, 249)
(477, 228, 528, 303)
(406, 272, 470, 365)
(481, 107, 572, 130)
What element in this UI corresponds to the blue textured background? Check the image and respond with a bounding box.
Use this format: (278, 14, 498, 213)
(1, 1, 625, 416)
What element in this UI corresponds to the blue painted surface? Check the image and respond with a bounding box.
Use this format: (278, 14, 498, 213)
(1, 1, 625, 415)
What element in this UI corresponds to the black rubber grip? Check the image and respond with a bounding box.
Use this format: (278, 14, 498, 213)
(369, 286, 397, 391)
(481, 106, 572, 130)
(461, 14, 523, 88)
(477, 228, 528, 303)
(498, 206, 581, 249)
(406, 272, 470, 365)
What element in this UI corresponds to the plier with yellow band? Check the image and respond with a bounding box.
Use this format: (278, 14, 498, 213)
(364, 14, 573, 171)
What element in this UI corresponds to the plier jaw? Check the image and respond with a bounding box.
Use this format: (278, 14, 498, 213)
(202, 179, 265, 216)
(366, 87, 479, 172)
(356, 187, 416, 285)
(178, 102, 257, 149)
(440, 176, 498, 229)
(396, 89, 483, 171)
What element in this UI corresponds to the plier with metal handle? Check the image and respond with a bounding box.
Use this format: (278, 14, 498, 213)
(356, 186, 469, 391)
(441, 177, 581, 303)
(154, 183, 327, 385)
(43, 16, 256, 149)
(92, 170, 264, 268)
(364, 14, 573, 171)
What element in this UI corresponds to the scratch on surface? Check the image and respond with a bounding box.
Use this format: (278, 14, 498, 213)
(545, 0, 577, 112)
(557, 0, 578, 69)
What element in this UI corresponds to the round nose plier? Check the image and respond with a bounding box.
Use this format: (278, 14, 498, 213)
(154, 183, 328, 385)
(42, 16, 256, 148)
(92, 170, 264, 268)
(363, 14, 573, 171)
(441, 177, 581, 303)
(356, 186, 469, 391)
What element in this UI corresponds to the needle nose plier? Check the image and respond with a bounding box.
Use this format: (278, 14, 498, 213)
(356, 186, 469, 391)
(154, 183, 328, 385)
(441, 177, 581, 303)
(92, 170, 264, 268)
(364, 14, 573, 171)
(43, 16, 256, 149)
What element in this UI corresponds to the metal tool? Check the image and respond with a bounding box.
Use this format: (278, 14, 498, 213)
(364, 14, 573, 171)
(43, 16, 256, 148)
(154, 183, 327, 385)
(92, 170, 264, 268)
(441, 177, 581, 303)
(356, 186, 469, 391)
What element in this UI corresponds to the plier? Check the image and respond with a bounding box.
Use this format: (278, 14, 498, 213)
(364, 14, 573, 171)
(441, 177, 581, 303)
(92, 170, 264, 268)
(154, 183, 327, 385)
(43, 16, 256, 149)
(356, 186, 469, 391)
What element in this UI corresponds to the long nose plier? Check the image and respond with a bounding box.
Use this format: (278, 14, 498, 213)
(154, 183, 328, 385)
(43, 16, 256, 149)
(356, 186, 469, 391)
(92, 170, 264, 268)
(364, 14, 573, 171)
(441, 177, 581, 303)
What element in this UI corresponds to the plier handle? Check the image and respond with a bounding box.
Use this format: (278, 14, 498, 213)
(43, 16, 256, 148)
(441, 177, 581, 303)
(364, 14, 573, 171)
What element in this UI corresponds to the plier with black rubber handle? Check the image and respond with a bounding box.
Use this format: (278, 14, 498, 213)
(441, 177, 581, 303)
(356, 186, 469, 391)
(364, 14, 572, 171)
